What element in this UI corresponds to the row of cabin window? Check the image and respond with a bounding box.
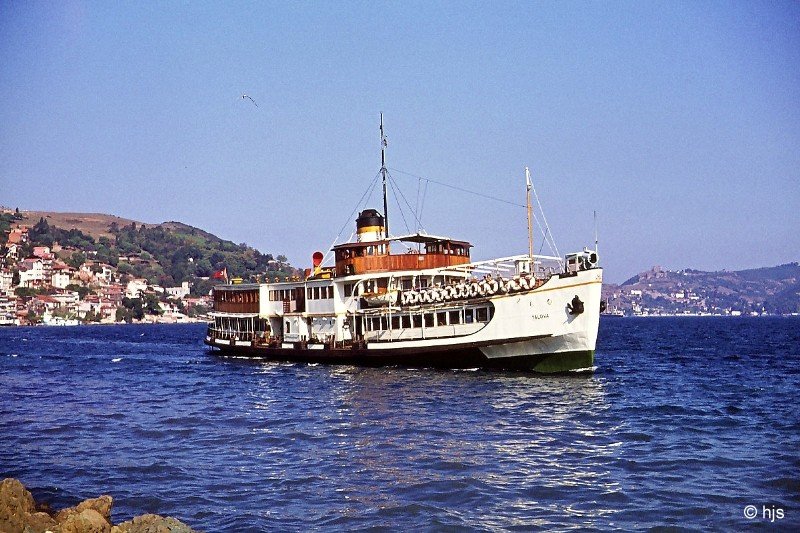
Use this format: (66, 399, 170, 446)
(216, 291, 258, 303)
(213, 317, 269, 331)
(307, 286, 334, 300)
(268, 289, 296, 301)
(365, 307, 493, 332)
(343, 281, 382, 297)
(425, 243, 468, 256)
(335, 244, 389, 261)
(342, 276, 465, 298)
(268, 286, 334, 301)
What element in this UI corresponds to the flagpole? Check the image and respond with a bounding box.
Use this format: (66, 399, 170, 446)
(380, 113, 389, 238)
(526, 167, 533, 262)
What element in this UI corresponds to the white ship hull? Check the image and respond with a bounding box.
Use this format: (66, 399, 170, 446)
(206, 266, 602, 372)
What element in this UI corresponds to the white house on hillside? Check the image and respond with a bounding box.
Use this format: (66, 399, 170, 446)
(166, 281, 191, 299)
(19, 258, 45, 288)
(0, 270, 13, 292)
(51, 264, 74, 289)
(126, 279, 148, 299)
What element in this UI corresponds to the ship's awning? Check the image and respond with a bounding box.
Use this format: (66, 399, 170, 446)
(390, 233, 472, 247)
(214, 284, 260, 291)
(332, 232, 472, 249)
(210, 312, 260, 318)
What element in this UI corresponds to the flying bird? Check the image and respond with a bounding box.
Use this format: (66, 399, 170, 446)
(241, 94, 258, 107)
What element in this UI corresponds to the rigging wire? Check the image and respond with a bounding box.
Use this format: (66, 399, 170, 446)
(388, 167, 526, 209)
(387, 178, 423, 252)
(387, 171, 425, 234)
(322, 171, 382, 264)
(418, 178, 428, 230)
(415, 177, 422, 230)
(387, 176, 416, 240)
(320, 164, 565, 267)
(388, 166, 560, 258)
(531, 179, 561, 259)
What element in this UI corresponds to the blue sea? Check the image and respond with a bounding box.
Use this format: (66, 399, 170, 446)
(1, 318, 798, 531)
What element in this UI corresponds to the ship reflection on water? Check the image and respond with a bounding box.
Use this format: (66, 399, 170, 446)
(243, 362, 619, 528)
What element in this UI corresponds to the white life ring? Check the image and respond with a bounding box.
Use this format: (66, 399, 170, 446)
(478, 281, 488, 296)
(469, 282, 480, 297)
(458, 284, 470, 299)
(487, 279, 498, 295)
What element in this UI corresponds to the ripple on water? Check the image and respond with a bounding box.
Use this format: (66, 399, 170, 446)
(1, 320, 799, 530)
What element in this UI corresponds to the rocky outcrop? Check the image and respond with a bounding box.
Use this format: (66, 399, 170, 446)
(0, 478, 199, 533)
(110, 514, 197, 533)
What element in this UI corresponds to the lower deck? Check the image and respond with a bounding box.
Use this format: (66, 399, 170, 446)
(205, 332, 594, 373)
(208, 299, 498, 347)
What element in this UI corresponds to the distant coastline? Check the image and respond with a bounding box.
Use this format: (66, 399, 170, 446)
(3, 209, 799, 324)
(0, 316, 210, 328)
(602, 264, 800, 317)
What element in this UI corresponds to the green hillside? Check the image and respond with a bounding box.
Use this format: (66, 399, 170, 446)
(6, 213, 296, 293)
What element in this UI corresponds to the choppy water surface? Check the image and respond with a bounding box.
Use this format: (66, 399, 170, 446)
(1, 318, 798, 530)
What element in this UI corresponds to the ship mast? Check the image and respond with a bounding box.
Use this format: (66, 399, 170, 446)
(380, 113, 389, 237)
(526, 166, 533, 261)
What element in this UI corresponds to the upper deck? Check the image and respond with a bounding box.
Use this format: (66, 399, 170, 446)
(333, 233, 472, 277)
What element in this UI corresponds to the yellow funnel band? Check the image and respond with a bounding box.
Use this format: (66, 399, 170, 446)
(357, 225, 384, 234)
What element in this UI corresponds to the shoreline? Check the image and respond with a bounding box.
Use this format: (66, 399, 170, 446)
(0, 317, 210, 328)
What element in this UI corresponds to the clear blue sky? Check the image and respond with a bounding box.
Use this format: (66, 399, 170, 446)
(2, 1, 798, 283)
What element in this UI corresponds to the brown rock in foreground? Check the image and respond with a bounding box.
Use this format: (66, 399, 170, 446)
(0, 478, 199, 533)
(55, 495, 113, 524)
(110, 514, 197, 533)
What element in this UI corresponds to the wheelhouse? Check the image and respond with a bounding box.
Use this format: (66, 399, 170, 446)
(333, 233, 472, 276)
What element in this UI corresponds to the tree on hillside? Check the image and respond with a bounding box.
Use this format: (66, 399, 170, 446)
(191, 277, 217, 297)
(67, 251, 86, 269)
(209, 252, 226, 268)
(194, 258, 213, 277)
(29, 217, 54, 247)
(120, 297, 145, 321)
(143, 292, 162, 315)
(83, 309, 101, 323)
(27, 309, 42, 325)
(95, 243, 118, 266)
(15, 287, 35, 298)
(66, 283, 90, 300)
(0, 213, 16, 245)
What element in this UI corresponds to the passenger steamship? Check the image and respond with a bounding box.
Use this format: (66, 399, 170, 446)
(205, 121, 603, 372)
